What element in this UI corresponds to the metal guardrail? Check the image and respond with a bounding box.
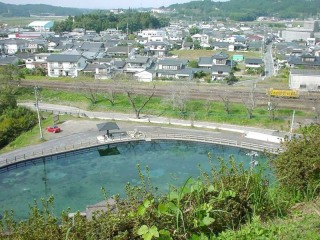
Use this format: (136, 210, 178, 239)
(0, 133, 282, 169)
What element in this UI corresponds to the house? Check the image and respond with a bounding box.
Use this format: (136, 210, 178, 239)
(157, 58, 188, 70)
(289, 69, 320, 91)
(212, 52, 228, 65)
(0, 56, 19, 66)
(25, 53, 50, 70)
(191, 34, 209, 47)
(124, 56, 154, 74)
(138, 29, 167, 41)
(0, 39, 28, 55)
(144, 41, 169, 57)
(198, 52, 229, 68)
(182, 42, 194, 50)
(288, 53, 320, 68)
(83, 63, 112, 80)
(211, 41, 230, 50)
(155, 58, 193, 80)
(78, 42, 105, 52)
(106, 46, 134, 58)
(247, 41, 263, 51)
(211, 65, 231, 80)
(155, 68, 194, 81)
(47, 54, 87, 77)
(245, 58, 264, 68)
(26, 39, 48, 53)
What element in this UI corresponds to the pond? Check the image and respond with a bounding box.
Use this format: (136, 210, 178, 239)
(0, 140, 267, 219)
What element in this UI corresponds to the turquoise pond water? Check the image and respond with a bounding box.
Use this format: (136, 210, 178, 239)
(0, 140, 267, 219)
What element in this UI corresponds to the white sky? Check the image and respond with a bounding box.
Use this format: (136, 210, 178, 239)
(0, 0, 227, 9)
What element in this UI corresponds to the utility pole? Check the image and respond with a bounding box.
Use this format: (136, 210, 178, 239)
(127, 22, 129, 57)
(289, 110, 295, 140)
(34, 86, 43, 140)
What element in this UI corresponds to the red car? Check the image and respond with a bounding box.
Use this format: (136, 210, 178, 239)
(46, 125, 61, 133)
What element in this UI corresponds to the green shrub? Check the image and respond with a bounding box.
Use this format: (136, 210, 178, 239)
(0, 106, 37, 148)
(272, 124, 320, 199)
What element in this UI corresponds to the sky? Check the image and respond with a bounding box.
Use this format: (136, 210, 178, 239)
(0, 0, 228, 9)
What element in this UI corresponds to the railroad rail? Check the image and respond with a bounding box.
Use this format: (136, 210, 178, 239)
(0, 133, 282, 171)
(19, 80, 320, 111)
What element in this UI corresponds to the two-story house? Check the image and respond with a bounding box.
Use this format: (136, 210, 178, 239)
(155, 58, 193, 80)
(26, 53, 50, 70)
(0, 39, 28, 55)
(198, 52, 231, 80)
(124, 56, 154, 75)
(47, 54, 87, 77)
(288, 53, 320, 68)
(26, 39, 48, 53)
(191, 34, 210, 48)
(144, 41, 169, 57)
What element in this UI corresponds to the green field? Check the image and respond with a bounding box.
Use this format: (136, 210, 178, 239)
(0, 16, 66, 27)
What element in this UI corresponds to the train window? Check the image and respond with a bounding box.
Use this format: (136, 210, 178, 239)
(300, 84, 306, 89)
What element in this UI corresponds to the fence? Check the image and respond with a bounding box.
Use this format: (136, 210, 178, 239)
(0, 133, 282, 169)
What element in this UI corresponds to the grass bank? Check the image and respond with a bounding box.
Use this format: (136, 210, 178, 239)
(16, 86, 312, 131)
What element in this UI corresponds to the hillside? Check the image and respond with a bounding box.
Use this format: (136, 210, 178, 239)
(168, 0, 320, 20)
(0, 2, 89, 17)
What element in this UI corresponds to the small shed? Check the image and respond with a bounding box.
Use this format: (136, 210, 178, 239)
(96, 122, 120, 137)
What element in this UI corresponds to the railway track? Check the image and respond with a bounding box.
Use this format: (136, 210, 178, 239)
(20, 80, 320, 111)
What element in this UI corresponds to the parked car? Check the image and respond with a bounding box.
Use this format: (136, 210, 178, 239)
(46, 125, 61, 133)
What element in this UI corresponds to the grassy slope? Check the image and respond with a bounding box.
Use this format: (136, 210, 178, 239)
(216, 197, 320, 239)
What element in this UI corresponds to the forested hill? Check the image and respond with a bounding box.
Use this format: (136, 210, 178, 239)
(169, 0, 320, 20)
(0, 2, 88, 17)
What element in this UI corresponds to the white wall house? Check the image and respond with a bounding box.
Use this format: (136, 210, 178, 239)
(124, 56, 153, 74)
(0, 39, 28, 55)
(47, 54, 87, 77)
(289, 69, 320, 91)
(26, 53, 50, 70)
(138, 29, 167, 39)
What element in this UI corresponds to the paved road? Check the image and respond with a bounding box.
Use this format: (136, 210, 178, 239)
(0, 102, 286, 162)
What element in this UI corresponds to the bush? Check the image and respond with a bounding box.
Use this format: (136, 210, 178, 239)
(0, 106, 37, 148)
(272, 124, 320, 199)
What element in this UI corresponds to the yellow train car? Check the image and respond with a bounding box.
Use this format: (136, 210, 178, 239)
(266, 88, 299, 98)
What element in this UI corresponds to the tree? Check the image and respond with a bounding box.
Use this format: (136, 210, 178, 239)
(242, 85, 256, 119)
(0, 92, 17, 114)
(167, 83, 189, 117)
(219, 91, 231, 115)
(79, 81, 100, 105)
(225, 72, 238, 85)
(124, 78, 156, 119)
(0, 65, 24, 89)
(0, 65, 24, 112)
(267, 97, 279, 121)
(189, 26, 200, 35)
(204, 96, 214, 117)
